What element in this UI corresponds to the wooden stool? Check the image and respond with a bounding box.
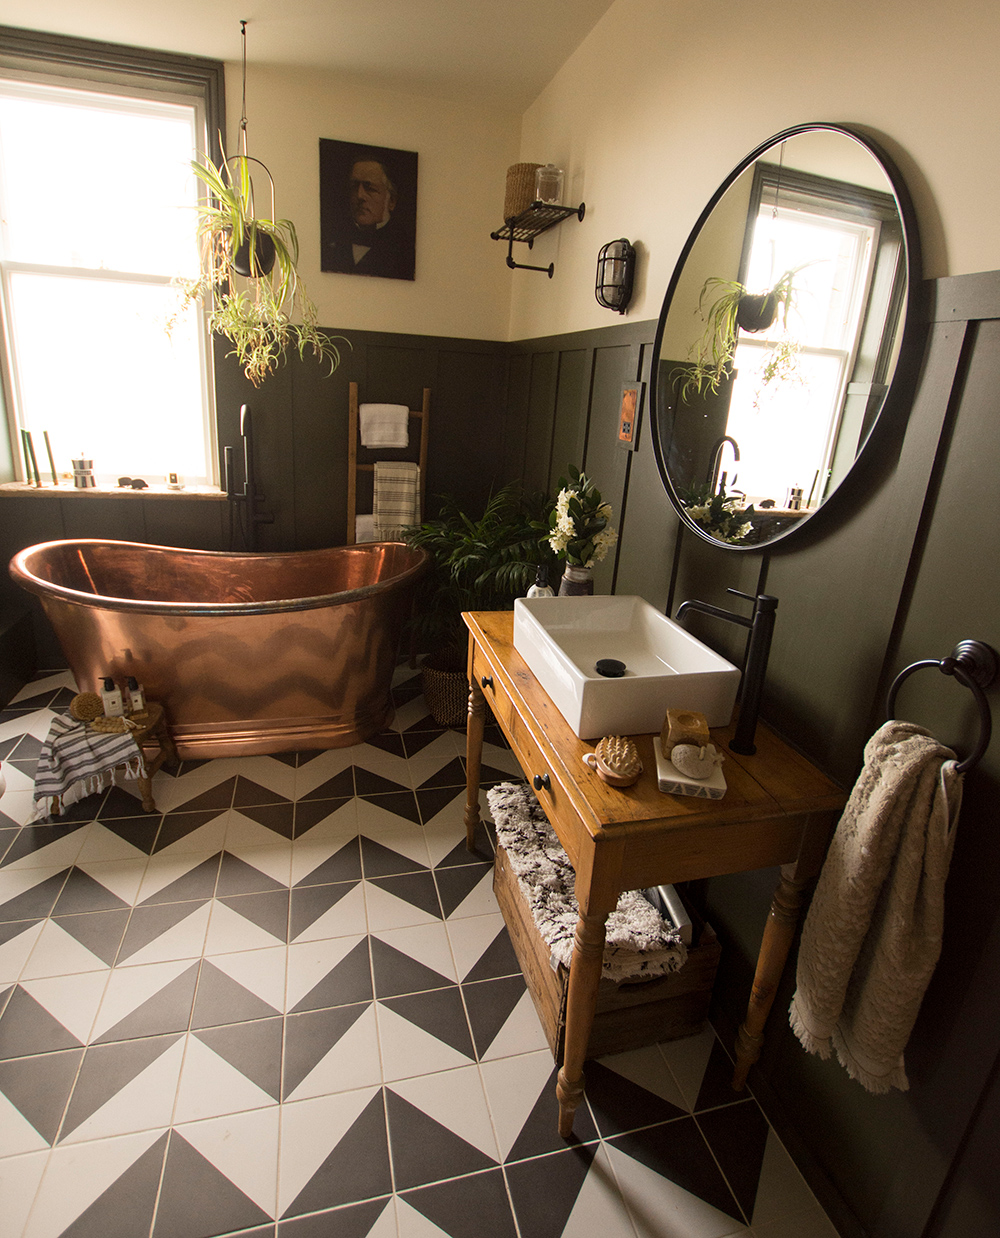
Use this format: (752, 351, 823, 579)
(121, 702, 178, 812)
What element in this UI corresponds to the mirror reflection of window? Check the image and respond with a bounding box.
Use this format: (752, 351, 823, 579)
(722, 162, 904, 512)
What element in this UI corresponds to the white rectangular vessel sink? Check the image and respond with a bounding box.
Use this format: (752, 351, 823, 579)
(513, 595, 741, 739)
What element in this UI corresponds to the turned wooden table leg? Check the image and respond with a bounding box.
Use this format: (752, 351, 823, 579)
(464, 675, 485, 850)
(557, 908, 609, 1137)
(732, 863, 810, 1090)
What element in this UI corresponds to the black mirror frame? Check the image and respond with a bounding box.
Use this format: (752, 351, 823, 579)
(650, 122, 923, 552)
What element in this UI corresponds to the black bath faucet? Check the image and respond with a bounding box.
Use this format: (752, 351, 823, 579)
(674, 589, 779, 755)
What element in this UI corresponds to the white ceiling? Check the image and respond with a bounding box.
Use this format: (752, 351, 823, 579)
(1, 0, 617, 110)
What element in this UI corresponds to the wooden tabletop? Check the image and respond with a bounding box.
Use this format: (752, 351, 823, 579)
(464, 610, 845, 879)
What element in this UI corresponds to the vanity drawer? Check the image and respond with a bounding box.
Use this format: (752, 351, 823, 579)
(504, 712, 581, 866)
(471, 644, 515, 732)
(469, 639, 579, 861)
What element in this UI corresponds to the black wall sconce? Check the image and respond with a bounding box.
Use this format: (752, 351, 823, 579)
(595, 238, 636, 313)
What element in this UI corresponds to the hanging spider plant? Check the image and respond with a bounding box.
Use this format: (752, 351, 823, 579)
(672, 264, 811, 404)
(177, 148, 347, 387)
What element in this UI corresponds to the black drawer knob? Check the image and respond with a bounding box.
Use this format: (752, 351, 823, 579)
(533, 773, 551, 792)
(480, 675, 494, 691)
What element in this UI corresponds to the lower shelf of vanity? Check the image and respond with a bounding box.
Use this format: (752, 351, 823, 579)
(493, 842, 721, 1062)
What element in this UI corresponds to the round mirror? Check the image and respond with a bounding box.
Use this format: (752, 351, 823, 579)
(650, 123, 921, 550)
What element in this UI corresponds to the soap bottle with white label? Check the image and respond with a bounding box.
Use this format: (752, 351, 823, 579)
(101, 677, 125, 718)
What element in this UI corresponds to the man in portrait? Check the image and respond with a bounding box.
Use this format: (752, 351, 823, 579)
(320, 140, 417, 281)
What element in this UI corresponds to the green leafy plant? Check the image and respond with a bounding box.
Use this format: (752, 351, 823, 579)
(678, 482, 756, 544)
(404, 485, 556, 655)
(546, 465, 617, 568)
(674, 265, 809, 403)
(176, 149, 347, 386)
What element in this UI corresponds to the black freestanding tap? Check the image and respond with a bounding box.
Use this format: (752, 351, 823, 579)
(674, 589, 778, 755)
(226, 405, 274, 551)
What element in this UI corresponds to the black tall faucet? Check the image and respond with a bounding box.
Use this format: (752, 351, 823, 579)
(674, 589, 778, 755)
(706, 435, 740, 496)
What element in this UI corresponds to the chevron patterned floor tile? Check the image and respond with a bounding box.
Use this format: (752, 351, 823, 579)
(0, 670, 841, 1238)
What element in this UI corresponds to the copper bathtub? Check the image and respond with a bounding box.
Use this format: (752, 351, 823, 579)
(10, 539, 430, 758)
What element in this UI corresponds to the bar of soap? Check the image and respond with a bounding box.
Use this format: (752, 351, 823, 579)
(661, 708, 710, 758)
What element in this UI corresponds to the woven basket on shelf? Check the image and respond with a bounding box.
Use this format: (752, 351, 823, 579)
(421, 648, 468, 728)
(504, 163, 542, 221)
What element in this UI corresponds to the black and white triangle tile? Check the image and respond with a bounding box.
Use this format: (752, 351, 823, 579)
(0, 668, 840, 1237)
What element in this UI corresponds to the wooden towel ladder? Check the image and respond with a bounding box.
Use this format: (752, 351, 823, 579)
(346, 382, 430, 544)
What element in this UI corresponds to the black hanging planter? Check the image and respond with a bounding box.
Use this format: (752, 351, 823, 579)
(231, 226, 276, 278)
(736, 292, 779, 333)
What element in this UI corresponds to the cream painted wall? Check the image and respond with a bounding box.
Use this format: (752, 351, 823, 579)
(510, 0, 1000, 341)
(227, 62, 520, 340)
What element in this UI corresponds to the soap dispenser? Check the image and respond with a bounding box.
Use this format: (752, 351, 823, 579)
(527, 565, 555, 598)
(126, 676, 145, 712)
(101, 677, 125, 717)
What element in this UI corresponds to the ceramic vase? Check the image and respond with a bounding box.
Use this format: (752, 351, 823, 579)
(558, 564, 594, 596)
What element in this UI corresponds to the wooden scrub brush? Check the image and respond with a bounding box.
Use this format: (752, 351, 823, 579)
(582, 735, 643, 787)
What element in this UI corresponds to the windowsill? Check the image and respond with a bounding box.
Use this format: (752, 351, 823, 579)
(0, 482, 227, 500)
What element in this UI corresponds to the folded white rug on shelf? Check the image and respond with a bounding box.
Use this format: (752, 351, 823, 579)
(789, 720, 963, 1093)
(31, 713, 147, 822)
(486, 781, 687, 983)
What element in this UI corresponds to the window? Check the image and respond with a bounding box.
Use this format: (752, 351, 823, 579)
(722, 163, 904, 508)
(0, 29, 224, 487)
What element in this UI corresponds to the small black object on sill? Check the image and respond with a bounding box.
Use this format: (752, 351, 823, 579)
(490, 201, 586, 277)
(117, 477, 148, 489)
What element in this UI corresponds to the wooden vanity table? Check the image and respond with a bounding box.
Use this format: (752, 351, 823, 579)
(462, 611, 846, 1136)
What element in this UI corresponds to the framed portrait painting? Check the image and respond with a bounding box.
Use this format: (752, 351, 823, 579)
(320, 138, 418, 281)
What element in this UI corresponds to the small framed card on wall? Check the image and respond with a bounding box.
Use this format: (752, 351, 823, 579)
(617, 382, 644, 451)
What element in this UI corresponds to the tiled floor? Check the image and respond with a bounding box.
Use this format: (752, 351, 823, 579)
(0, 666, 840, 1238)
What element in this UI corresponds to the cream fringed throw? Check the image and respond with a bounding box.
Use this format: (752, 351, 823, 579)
(789, 721, 963, 1093)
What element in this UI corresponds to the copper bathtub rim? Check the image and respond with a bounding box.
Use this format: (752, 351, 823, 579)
(9, 538, 431, 617)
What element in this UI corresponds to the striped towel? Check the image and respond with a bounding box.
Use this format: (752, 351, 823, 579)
(360, 403, 409, 448)
(32, 713, 147, 821)
(373, 461, 421, 540)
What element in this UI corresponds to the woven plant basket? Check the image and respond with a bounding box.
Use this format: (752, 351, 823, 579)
(504, 163, 542, 221)
(421, 647, 469, 728)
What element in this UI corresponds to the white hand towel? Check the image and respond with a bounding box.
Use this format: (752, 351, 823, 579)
(373, 461, 421, 540)
(360, 403, 409, 449)
(354, 513, 378, 542)
(789, 720, 963, 1093)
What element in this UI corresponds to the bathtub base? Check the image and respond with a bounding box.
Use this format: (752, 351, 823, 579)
(168, 702, 395, 759)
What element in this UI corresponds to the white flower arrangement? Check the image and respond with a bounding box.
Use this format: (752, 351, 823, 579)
(547, 466, 618, 567)
(680, 486, 755, 544)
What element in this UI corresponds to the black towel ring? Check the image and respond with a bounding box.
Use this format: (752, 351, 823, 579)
(886, 639, 998, 774)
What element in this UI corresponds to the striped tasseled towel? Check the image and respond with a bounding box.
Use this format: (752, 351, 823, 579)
(373, 461, 421, 540)
(31, 714, 147, 821)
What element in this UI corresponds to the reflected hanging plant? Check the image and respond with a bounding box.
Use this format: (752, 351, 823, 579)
(672, 264, 815, 405)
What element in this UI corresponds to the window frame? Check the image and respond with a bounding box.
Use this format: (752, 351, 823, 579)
(0, 25, 225, 487)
